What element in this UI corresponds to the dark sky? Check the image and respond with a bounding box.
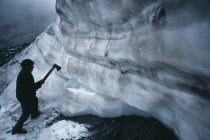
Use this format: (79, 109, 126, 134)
(0, 0, 56, 25)
(0, 0, 56, 48)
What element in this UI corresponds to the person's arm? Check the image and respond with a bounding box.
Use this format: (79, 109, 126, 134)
(34, 80, 44, 91)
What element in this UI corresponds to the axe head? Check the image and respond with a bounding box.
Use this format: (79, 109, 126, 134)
(53, 64, 61, 71)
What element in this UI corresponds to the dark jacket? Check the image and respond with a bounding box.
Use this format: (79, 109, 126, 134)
(16, 69, 42, 104)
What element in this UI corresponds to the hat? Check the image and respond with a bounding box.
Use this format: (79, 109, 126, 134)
(21, 59, 34, 68)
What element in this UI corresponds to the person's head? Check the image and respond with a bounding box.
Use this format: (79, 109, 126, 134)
(21, 59, 34, 72)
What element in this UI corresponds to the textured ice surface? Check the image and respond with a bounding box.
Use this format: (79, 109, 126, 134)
(0, 0, 210, 140)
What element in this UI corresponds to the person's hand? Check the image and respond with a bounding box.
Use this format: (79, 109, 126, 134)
(40, 79, 45, 84)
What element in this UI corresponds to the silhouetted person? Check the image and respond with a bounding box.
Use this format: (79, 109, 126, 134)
(12, 59, 44, 134)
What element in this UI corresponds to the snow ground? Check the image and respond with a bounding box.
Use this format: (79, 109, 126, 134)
(39, 120, 89, 140)
(0, 106, 90, 140)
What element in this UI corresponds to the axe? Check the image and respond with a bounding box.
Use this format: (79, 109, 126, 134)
(43, 64, 61, 81)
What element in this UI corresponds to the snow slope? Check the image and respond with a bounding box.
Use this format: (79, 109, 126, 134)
(0, 0, 210, 140)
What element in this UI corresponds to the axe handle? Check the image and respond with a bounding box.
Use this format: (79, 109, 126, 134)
(43, 67, 55, 81)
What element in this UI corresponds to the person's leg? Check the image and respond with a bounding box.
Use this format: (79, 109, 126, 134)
(31, 96, 40, 119)
(32, 96, 38, 113)
(12, 104, 31, 134)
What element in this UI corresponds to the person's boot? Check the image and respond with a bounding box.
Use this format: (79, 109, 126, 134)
(12, 127, 27, 134)
(31, 111, 41, 119)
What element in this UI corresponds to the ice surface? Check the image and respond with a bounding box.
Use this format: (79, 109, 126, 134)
(0, 0, 210, 140)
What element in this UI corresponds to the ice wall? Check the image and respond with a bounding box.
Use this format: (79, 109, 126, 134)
(1, 0, 210, 140)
